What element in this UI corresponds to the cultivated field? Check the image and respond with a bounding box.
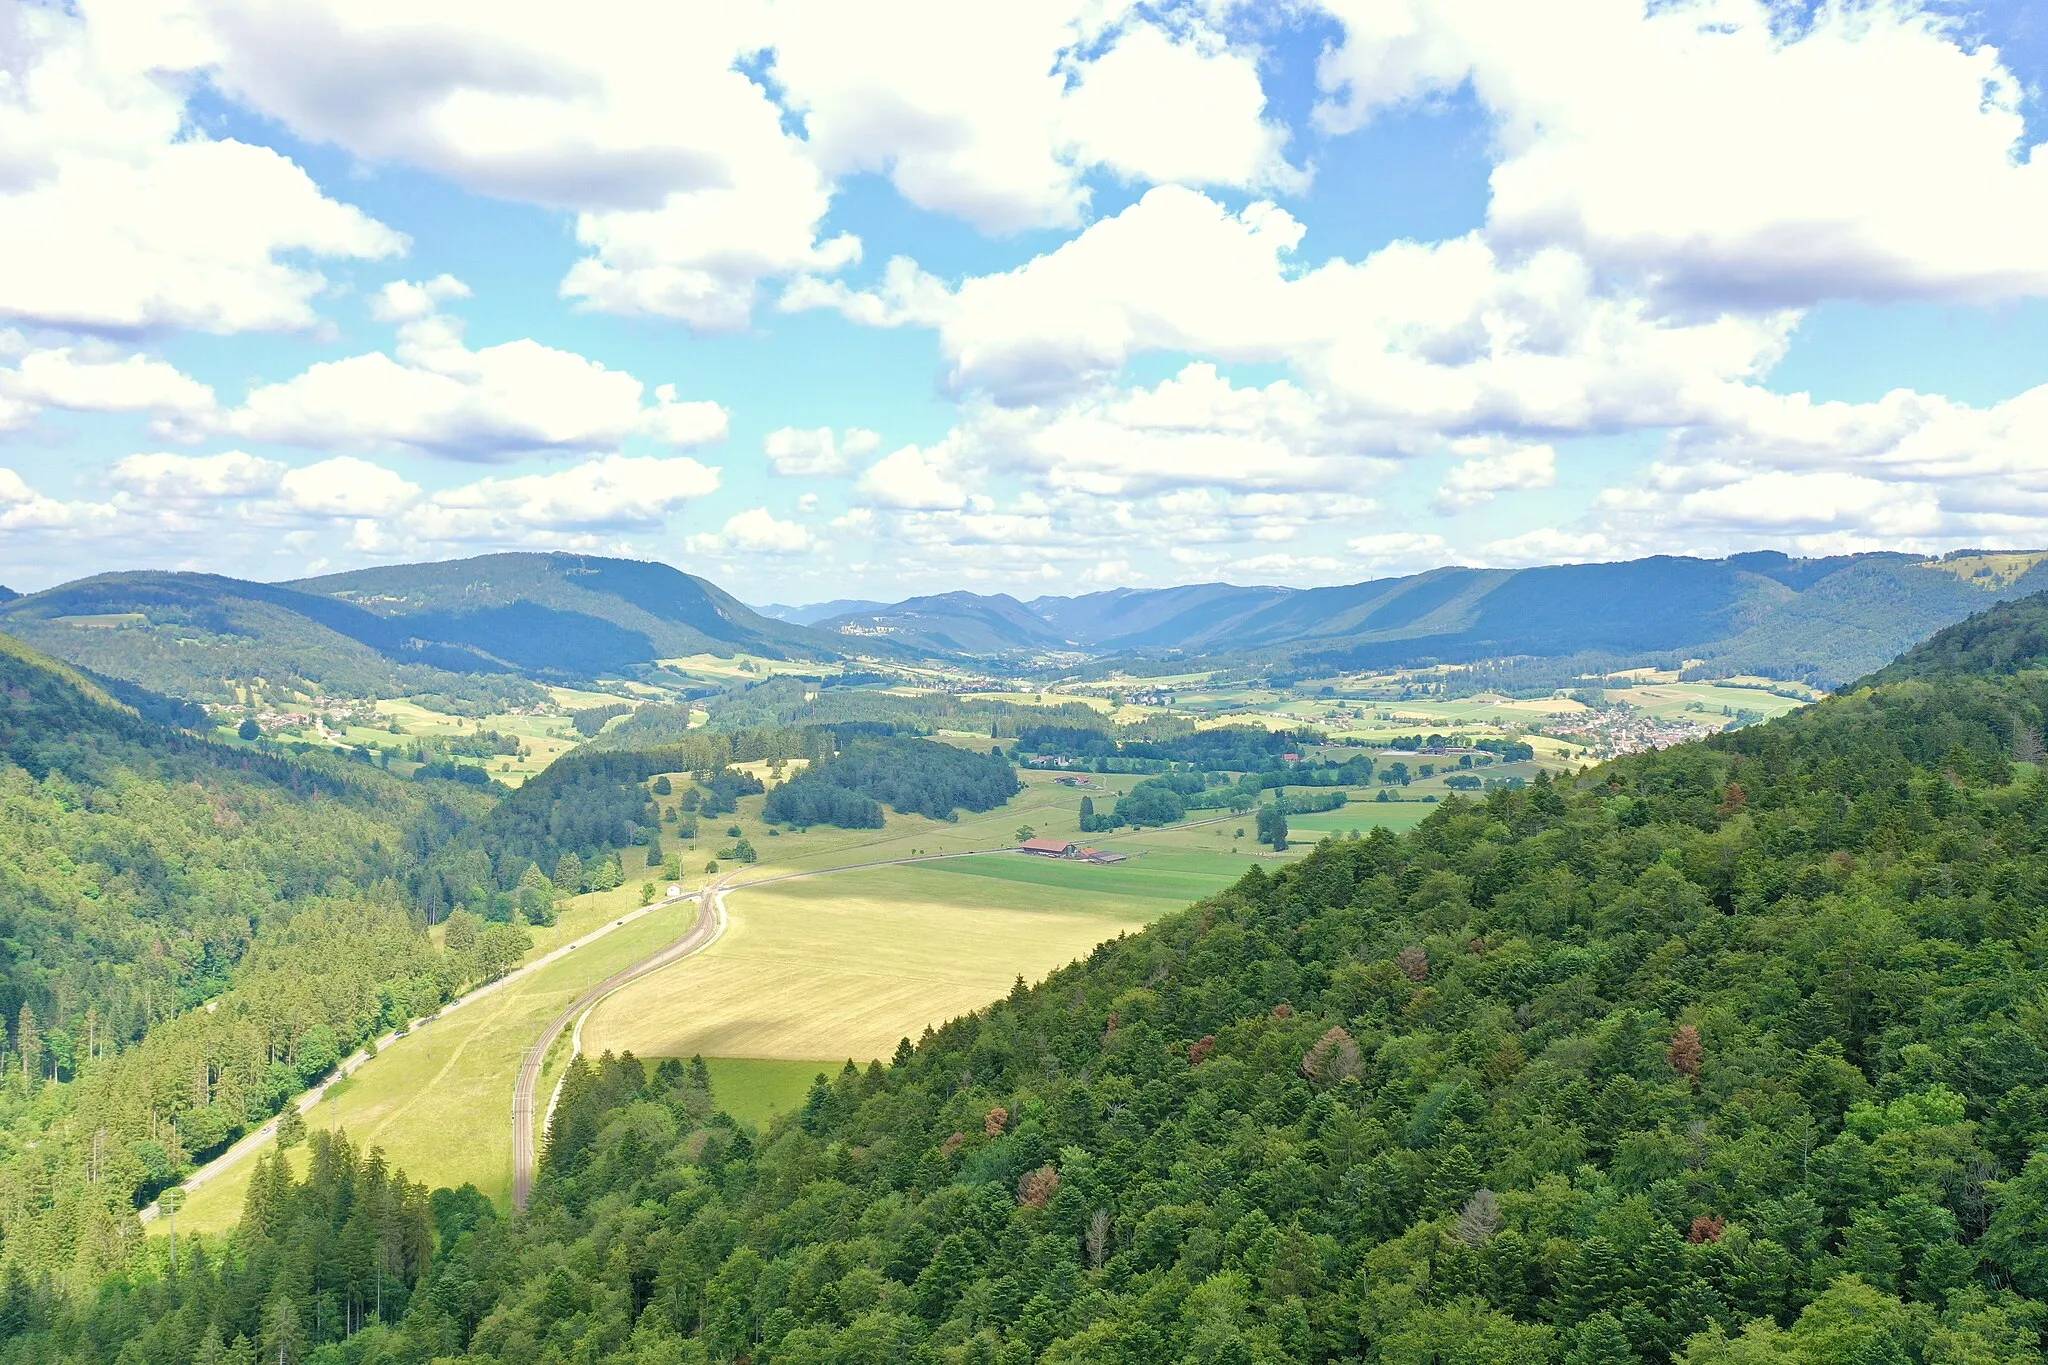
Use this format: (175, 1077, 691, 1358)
(579, 856, 1193, 1065)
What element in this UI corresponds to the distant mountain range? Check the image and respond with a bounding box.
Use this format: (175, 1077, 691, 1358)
(755, 598, 891, 627)
(0, 553, 862, 705)
(789, 550, 2048, 687)
(3, 548, 2040, 708)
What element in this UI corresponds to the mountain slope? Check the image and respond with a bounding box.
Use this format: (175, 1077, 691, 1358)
(817, 590, 1075, 653)
(0, 570, 546, 708)
(1855, 586, 2048, 687)
(757, 597, 892, 625)
(288, 552, 863, 672)
(817, 551, 2035, 686)
(0, 631, 493, 1279)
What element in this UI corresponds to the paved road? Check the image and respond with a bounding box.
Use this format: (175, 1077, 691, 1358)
(139, 884, 699, 1226)
(507, 848, 1005, 1209)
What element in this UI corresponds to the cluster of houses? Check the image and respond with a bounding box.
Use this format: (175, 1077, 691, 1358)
(1016, 837, 1128, 864)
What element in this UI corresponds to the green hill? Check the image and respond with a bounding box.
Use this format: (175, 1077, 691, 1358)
(288, 552, 862, 674)
(23, 588, 2044, 1361)
(1855, 589, 2048, 688)
(0, 554, 868, 711)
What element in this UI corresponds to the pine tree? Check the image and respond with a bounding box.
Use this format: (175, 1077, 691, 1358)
(1565, 1311, 1639, 1365)
(15, 1006, 39, 1092)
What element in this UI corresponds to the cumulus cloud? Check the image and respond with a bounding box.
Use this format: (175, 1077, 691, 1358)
(797, 188, 1794, 438)
(858, 444, 969, 510)
(371, 274, 472, 323)
(1315, 0, 2048, 308)
(764, 426, 881, 478)
(686, 506, 813, 555)
(279, 457, 423, 517)
(110, 450, 283, 500)
(0, 6, 400, 334)
(417, 454, 721, 537)
(1434, 441, 1556, 512)
(222, 309, 726, 461)
(0, 467, 115, 530)
(0, 344, 218, 432)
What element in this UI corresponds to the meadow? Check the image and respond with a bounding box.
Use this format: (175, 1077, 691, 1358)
(168, 884, 698, 1234)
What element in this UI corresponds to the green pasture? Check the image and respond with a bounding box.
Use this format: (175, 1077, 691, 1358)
(702, 1057, 838, 1130)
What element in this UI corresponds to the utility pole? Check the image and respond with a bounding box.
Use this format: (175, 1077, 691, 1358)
(159, 1187, 185, 1267)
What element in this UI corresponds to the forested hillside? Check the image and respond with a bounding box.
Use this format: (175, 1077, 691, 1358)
(41, 592, 2044, 1364)
(0, 633, 500, 1284)
(0, 573, 546, 710)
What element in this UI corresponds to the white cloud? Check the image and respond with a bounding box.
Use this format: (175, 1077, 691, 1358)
(1347, 531, 1451, 568)
(1059, 22, 1303, 196)
(0, 345, 218, 431)
(686, 506, 813, 555)
(858, 444, 968, 510)
(769, 5, 1300, 235)
(0, 5, 400, 334)
(224, 310, 726, 460)
(177, 0, 853, 331)
(372, 274, 472, 323)
(0, 467, 114, 530)
(1434, 440, 1555, 512)
(764, 426, 880, 478)
(417, 454, 721, 539)
(799, 189, 1794, 441)
(279, 456, 422, 517)
(110, 450, 283, 500)
(1480, 527, 1620, 566)
(1316, 0, 2048, 307)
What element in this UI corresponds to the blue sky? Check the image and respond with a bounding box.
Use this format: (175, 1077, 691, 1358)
(3, 0, 2047, 605)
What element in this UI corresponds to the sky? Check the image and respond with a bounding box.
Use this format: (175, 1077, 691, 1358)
(3, 0, 2048, 605)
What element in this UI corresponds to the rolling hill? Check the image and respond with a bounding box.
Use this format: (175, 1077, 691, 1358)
(806, 550, 2048, 686)
(0, 553, 866, 706)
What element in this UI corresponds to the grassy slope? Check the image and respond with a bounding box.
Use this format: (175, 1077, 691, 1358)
(170, 881, 684, 1234)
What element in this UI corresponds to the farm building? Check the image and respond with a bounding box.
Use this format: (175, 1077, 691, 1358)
(1018, 837, 1079, 857)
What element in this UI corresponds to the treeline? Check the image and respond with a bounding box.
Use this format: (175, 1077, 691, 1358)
(1018, 722, 1318, 769)
(1084, 769, 1354, 831)
(765, 737, 1020, 827)
(695, 675, 1115, 738)
(133, 644, 2048, 1363)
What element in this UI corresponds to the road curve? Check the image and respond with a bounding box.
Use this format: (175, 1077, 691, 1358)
(508, 849, 1007, 1209)
(139, 884, 697, 1226)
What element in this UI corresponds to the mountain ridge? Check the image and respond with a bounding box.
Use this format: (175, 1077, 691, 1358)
(803, 550, 2047, 687)
(0, 552, 872, 703)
